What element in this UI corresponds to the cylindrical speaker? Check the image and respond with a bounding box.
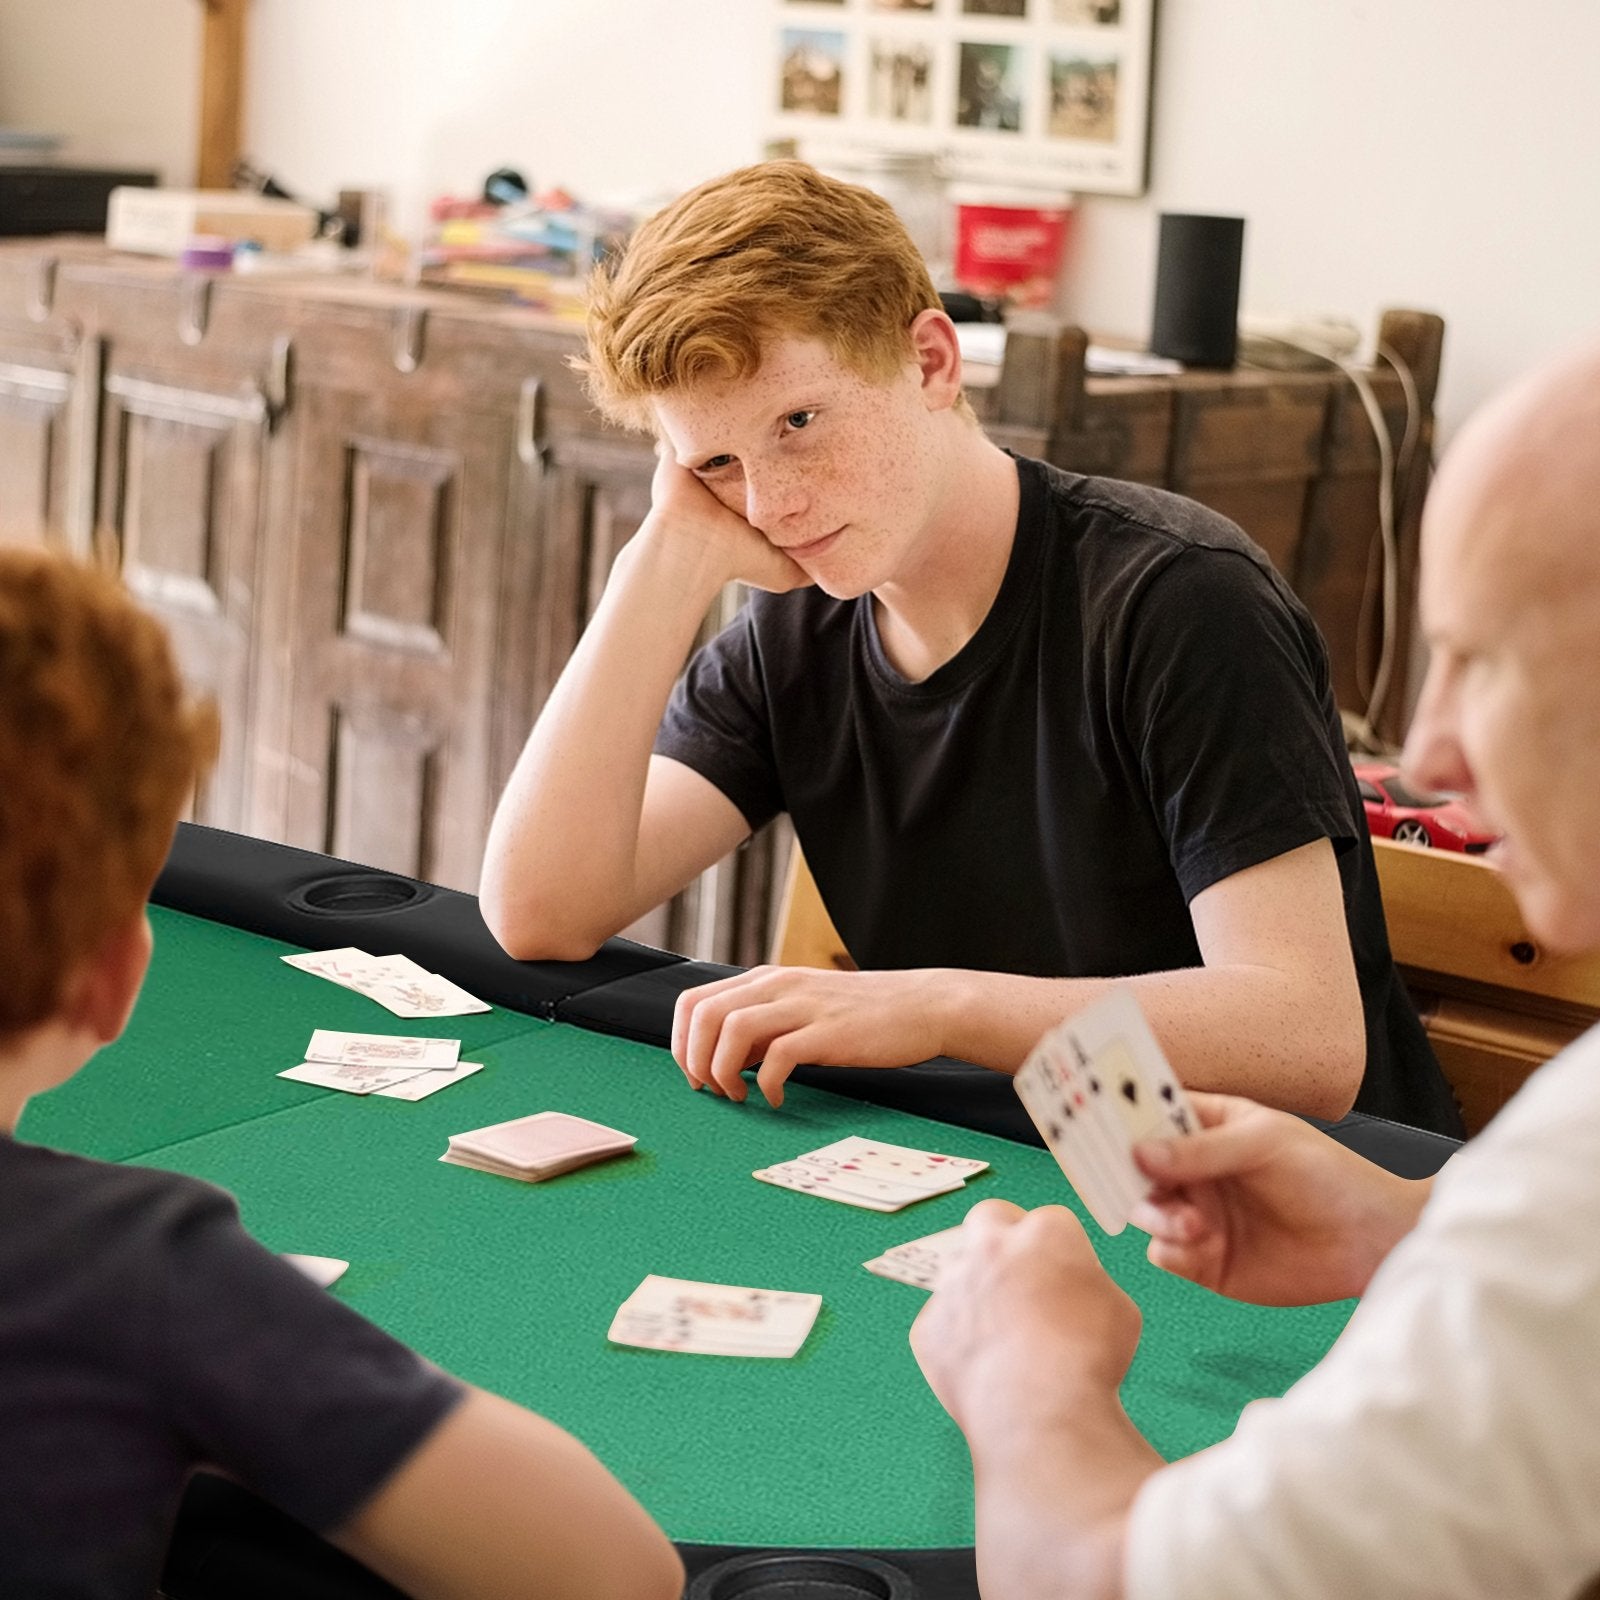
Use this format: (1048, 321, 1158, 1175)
(1149, 212, 1245, 368)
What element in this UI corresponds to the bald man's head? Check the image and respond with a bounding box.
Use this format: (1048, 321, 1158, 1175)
(1405, 339, 1600, 952)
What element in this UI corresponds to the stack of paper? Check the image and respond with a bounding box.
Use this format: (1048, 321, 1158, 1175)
(440, 1111, 637, 1182)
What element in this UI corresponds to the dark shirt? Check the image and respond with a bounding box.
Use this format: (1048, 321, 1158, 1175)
(655, 454, 1462, 1135)
(0, 1135, 463, 1598)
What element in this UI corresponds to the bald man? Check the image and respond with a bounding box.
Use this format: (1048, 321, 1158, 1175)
(908, 343, 1600, 1600)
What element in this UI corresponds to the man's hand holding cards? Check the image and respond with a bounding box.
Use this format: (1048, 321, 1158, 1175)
(1014, 989, 1197, 1235)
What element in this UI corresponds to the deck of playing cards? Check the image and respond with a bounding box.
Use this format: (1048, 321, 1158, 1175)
(1014, 988, 1198, 1236)
(862, 1226, 966, 1291)
(440, 1111, 637, 1182)
(279, 1029, 467, 1095)
(753, 1135, 989, 1212)
(608, 1274, 821, 1358)
(283, 947, 491, 1019)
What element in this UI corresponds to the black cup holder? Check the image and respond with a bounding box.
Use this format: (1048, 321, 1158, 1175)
(286, 872, 433, 918)
(686, 1551, 914, 1600)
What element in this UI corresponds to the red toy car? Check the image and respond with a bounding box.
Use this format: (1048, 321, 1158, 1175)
(1352, 761, 1499, 853)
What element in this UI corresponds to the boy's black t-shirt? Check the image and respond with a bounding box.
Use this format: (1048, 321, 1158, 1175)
(655, 453, 1461, 1136)
(0, 1136, 463, 1597)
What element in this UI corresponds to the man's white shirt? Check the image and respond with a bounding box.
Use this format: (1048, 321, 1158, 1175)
(1126, 1024, 1600, 1600)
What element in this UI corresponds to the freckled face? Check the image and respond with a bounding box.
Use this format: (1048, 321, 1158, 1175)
(650, 335, 949, 600)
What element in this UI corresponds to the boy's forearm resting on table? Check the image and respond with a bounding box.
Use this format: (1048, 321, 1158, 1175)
(933, 963, 1364, 1120)
(479, 526, 732, 961)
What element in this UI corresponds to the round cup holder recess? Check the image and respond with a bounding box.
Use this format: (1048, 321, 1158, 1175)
(286, 872, 433, 918)
(686, 1551, 914, 1600)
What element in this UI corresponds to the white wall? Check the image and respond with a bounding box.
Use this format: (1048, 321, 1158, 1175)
(0, 0, 197, 185)
(7, 1, 1598, 439)
(237, 0, 1600, 440)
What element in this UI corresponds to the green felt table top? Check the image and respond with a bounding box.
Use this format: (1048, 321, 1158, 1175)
(23, 907, 1356, 1551)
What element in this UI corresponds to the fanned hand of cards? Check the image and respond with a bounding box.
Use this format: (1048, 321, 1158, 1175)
(608, 1274, 821, 1359)
(279, 1029, 483, 1099)
(282, 947, 491, 1019)
(1014, 988, 1198, 1236)
(441, 1112, 637, 1183)
(862, 1226, 966, 1291)
(753, 1135, 988, 1212)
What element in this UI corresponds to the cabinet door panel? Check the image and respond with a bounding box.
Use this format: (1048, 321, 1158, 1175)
(98, 376, 267, 832)
(0, 338, 96, 554)
(276, 384, 509, 892)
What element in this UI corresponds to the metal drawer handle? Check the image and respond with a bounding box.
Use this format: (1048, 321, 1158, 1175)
(392, 306, 426, 373)
(178, 276, 213, 346)
(517, 376, 549, 467)
(26, 257, 57, 322)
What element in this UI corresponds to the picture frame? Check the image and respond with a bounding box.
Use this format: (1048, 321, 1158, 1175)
(770, 0, 1156, 198)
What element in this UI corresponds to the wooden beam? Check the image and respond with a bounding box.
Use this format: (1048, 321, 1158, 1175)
(196, 0, 250, 190)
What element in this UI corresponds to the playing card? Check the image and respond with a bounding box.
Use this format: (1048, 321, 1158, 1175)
(365, 969, 492, 1019)
(373, 1060, 485, 1100)
(281, 947, 389, 988)
(1052, 1021, 1145, 1220)
(1016, 989, 1198, 1234)
(752, 1158, 964, 1211)
(1014, 1033, 1129, 1233)
(862, 1226, 967, 1291)
(304, 1029, 461, 1072)
(282, 1253, 349, 1287)
(278, 1058, 435, 1095)
(282, 949, 491, 1018)
(796, 1135, 989, 1190)
(607, 1275, 821, 1358)
(1088, 988, 1199, 1161)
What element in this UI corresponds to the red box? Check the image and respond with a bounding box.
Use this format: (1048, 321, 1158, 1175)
(952, 193, 1073, 308)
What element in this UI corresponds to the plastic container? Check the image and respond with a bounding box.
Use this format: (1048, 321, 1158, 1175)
(950, 184, 1073, 308)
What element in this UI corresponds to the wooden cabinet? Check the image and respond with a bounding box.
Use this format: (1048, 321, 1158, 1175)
(975, 310, 1443, 743)
(0, 240, 1442, 967)
(0, 253, 97, 554)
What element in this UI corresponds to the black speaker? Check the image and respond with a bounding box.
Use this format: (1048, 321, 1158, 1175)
(1149, 212, 1245, 369)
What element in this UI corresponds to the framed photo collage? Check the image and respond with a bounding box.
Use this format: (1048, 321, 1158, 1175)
(772, 0, 1155, 197)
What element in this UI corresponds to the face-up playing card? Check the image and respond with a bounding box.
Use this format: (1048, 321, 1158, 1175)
(1015, 988, 1198, 1235)
(1013, 1033, 1129, 1233)
(279, 1058, 435, 1095)
(797, 1135, 989, 1188)
(373, 1060, 485, 1101)
(366, 968, 492, 1019)
(754, 1135, 987, 1212)
(282, 948, 491, 1018)
(304, 1029, 461, 1072)
(753, 1159, 961, 1211)
(607, 1275, 821, 1358)
(862, 1226, 967, 1291)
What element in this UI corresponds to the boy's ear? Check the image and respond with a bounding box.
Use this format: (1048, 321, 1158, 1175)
(64, 912, 154, 1047)
(909, 309, 964, 411)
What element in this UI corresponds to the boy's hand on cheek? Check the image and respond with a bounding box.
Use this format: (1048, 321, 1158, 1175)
(646, 454, 810, 595)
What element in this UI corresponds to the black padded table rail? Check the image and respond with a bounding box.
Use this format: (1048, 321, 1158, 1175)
(156, 823, 683, 1017)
